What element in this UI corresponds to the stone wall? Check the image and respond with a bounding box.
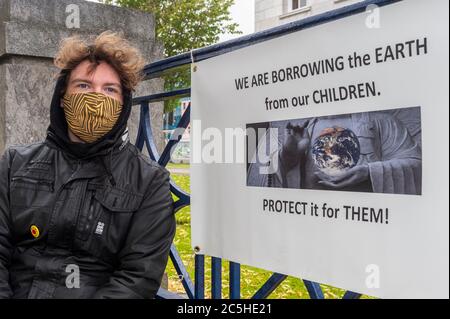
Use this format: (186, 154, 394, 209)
(0, 0, 165, 154)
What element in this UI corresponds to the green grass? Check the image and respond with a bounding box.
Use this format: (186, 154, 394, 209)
(165, 172, 370, 299)
(166, 162, 191, 170)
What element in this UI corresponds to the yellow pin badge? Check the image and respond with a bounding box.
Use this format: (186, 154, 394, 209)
(30, 225, 40, 238)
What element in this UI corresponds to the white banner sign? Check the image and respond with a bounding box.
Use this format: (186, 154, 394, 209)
(191, 0, 449, 298)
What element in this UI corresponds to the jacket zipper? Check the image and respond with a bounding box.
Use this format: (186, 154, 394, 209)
(89, 192, 95, 219)
(84, 192, 96, 240)
(71, 181, 90, 247)
(47, 160, 83, 246)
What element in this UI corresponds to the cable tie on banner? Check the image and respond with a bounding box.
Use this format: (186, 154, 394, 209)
(191, 49, 198, 72)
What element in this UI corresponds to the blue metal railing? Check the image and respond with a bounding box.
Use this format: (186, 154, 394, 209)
(133, 0, 400, 299)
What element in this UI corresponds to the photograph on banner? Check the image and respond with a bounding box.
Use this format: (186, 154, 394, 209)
(247, 107, 422, 195)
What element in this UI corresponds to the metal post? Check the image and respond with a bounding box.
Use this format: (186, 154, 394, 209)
(343, 291, 362, 299)
(211, 257, 222, 299)
(195, 254, 205, 299)
(303, 280, 325, 299)
(229, 262, 241, 299)
(252, 273, 287, 299)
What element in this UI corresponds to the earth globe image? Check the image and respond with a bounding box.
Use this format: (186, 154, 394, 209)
(311, 126, 360, 176)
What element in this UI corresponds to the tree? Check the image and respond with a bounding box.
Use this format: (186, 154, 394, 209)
(102, 0, 241, 112)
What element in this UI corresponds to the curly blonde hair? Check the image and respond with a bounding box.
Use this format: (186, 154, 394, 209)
(54, 31, 146, 92)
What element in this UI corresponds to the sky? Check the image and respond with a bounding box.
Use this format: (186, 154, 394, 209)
(219, 0, 256, 42)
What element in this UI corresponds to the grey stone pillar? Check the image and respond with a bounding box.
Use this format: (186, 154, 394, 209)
(0, 0, 165, 154)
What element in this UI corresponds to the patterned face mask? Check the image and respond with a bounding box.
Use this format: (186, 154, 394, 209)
(62, 92, 123, 144)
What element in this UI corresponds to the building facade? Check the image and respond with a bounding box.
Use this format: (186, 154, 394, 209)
(255, 0, 364, 31)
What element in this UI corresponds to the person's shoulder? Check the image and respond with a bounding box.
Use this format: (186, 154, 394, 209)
(3, 141, 48, 159)
(123, 143, 170, 177)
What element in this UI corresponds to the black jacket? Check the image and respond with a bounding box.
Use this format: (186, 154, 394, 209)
(0, 72, 176, 299)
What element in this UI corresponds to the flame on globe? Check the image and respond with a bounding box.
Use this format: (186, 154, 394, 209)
(311, 126, 360, 176)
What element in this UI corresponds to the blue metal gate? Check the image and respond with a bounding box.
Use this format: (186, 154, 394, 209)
(133, 0, 398, 299)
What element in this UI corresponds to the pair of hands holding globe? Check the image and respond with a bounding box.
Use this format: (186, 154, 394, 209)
(280, 122, 370, 189)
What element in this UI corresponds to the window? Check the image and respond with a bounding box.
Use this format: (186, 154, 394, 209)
(281, 0, 311, 19)
(292, 0, 308, 11)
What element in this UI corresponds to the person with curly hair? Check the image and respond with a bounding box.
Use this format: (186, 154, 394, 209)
(0, 31, 176, 299)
